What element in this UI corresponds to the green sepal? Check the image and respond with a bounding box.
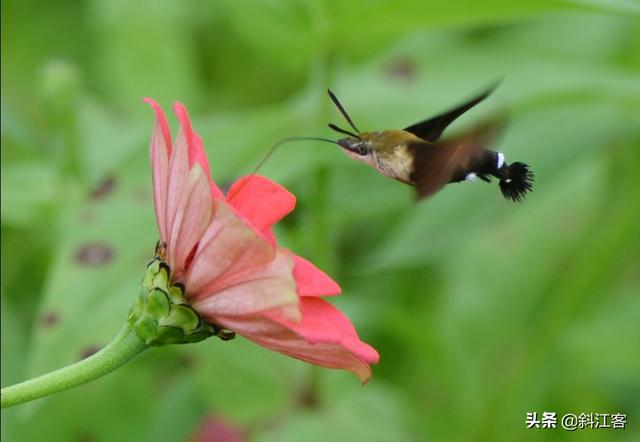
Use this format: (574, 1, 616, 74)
(162, 304, 201, 333)
(155, 326, 185, 345)
(184, 323, 218, 343)
(168, 284, 186, 304)
(134, 316, 158, 344)
(141, 259, 161, 289)
(128, 255, 235, 346)
(151, 264, 170, 290)
(147, 289, 171, 320)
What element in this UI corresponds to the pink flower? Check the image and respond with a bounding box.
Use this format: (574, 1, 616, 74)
(144, 98, 379, 382)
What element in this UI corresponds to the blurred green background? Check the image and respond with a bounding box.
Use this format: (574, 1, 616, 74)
(2, 0, 639, 441)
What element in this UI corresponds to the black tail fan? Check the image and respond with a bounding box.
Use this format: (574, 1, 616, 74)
(498, 162, 534, 202)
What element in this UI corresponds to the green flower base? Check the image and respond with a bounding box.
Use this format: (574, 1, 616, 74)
(128, 255, 235, 346)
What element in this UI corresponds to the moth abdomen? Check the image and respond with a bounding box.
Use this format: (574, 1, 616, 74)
(449, 149, 534, 202)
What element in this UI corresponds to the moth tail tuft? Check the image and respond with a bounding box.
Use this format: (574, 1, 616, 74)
(498, 162, 534, 202)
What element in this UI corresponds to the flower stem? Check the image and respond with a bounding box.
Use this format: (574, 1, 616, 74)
(1, 325, 147, 408)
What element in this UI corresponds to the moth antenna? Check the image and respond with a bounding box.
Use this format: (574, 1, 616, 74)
(327, 89, 361, 134)
(227, 136, 338, 203)
(328, 123, 360, 139)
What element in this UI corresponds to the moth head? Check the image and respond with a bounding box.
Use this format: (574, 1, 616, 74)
(327, 90, 379, 166)
(337, 137, 371, 157)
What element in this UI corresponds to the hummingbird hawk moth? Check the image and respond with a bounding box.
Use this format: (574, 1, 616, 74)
(327, 85, 534, 202)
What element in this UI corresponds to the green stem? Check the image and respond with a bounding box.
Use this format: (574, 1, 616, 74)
(1, 325, 147, 408)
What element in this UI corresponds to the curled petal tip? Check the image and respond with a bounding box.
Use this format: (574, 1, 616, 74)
(142, 97, 160, 109)
(143, 97, 172, 157)
(172, 101, 190, 123)
(171, 101, 223, 199)
(365, 346, 380, 365)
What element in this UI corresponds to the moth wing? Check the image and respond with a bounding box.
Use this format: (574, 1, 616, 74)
(410, 123, 502, 200)
(403, 83, 497, 143)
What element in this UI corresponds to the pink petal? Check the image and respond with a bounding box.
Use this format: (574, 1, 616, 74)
(217, 298, 379, 383)
(165, 127, 191, 244)
(143, 98, 172, 156)
(293, 254, 341, 297)
(167, 165, 213, 278)
(262, 227, 276, 246)
(173, 102, 224, 200)
(193, 248, 299, 321)
(185, 200, 276, 298)
(144, 98, 172, 242)
(226, 175, 296, 232)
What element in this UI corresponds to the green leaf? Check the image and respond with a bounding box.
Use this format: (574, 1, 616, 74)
(0, 162, 59, 226)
